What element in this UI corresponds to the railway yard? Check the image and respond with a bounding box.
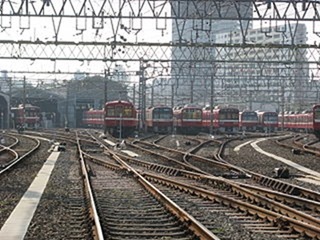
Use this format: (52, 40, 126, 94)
(0, 129, 319, 240)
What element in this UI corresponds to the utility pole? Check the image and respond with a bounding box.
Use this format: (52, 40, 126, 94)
(104, 69, 109, 104)
(151, 80, 154, 107)
(65, 82, 69, 128)
(8, 77, 12, 129)
(138, 61, 146, 132)
(190, 75, 194, 103)
(171, 84, 174, 108)
(210, 74, 214, 135)
(281, 80, 285, 131)
(23, 76, 26, 128)
(133, 84, 136, 107)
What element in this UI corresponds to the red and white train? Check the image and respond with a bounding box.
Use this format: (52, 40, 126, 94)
(202, 106, 239, 133)
(82, 109, 104, 127)
(146, 106, 173, 133)
(173, 105, 202, 134)
(279, 104, 320, 138)
(257, 111, 279, 132)
(81, 101, 320, 138)
(82, 100, 137, 137)
(104, 100, 137, 136)
(239, 111, 258, 132)
(11, 104, 41, 129)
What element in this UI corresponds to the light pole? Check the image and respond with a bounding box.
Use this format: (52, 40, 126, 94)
(281, 79, 285, 131)
(138, 60, 152, 133)
(210, 74, 214, 136)
(119, 113, 122, 141)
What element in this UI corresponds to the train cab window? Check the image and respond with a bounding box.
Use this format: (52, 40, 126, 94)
(123, 107, 132, 117)
(183, 109, 201, 119)
(314, 109, 320, 120)
(106, 107, 115, 116)
(115, 106, 123, 116)
(153, 108, 172, 119)
(232, 113, 238, 120)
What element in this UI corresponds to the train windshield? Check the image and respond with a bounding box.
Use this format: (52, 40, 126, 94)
(219, 111, 238, 120)
(182, 109, 202, 119)
(25, 110, 39, 117)
(107, 106, 133, 117)
(242, 112, 257, 121)
(265, 114, 278, 122)
(153, 108, 172, 119)
(314, 108, 320, 120)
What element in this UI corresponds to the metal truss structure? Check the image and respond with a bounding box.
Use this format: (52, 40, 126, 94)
(0, 0, 319, 115)
(0, 0, 319, 21)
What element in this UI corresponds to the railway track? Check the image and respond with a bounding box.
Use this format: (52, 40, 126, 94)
(80, 130, 320, 239)
(0, 134, 51, 232)
(0, 133, 40, 173)
(77, 131, 220, 239)
(3, 129, 319, 239)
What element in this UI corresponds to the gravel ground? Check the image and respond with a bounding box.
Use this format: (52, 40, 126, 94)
(25, 144, 92, 239)
(0, 139, 51, 229)
(225, 137, 320, 192)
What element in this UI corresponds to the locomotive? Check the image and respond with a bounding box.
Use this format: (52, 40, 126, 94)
(81, 101, 320, 139)
(257, 111, 279, 132)
(82, 109, 104, 127)
(173, 105, 202, 134)
(104, 100, 137, 137)
(145, 106, 173, 133)
(202, 106, 239, 133)
(11, 104, 40, 130)
(239, 111, 258, 132)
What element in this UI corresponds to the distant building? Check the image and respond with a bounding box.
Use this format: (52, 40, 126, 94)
(171, 1, 253, 106)
(0, 70, 10, 93)
(215, 23, 309, 111)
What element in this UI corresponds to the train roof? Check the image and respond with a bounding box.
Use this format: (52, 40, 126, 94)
(86, 109, 104, 112)
(256, 111, 278, 115)
(240, 110, 257, 114)
(11, 104, 40, 110)
(147, 105, 171, 109)
(173, 104, 202, 110)
(105, 100, 134, 106)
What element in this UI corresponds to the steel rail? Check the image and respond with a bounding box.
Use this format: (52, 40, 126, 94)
(0, 134, 40, 175)
(87, 132, 221, 240)
(95, 145, 320, 228)
(107, 150, 221, 240)
(76, 132, 105, 240)
(144, 173, 320, 239)
(0, 146, 19, 165)
(78, 145, 320, 239)
(216, 136, 320, 201)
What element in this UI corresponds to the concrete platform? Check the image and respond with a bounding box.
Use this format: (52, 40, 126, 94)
(104, 139, 116, 147)
(121, 150, 139, 157)
(0, 151, 61, 240)
(251, 138, 320, 179)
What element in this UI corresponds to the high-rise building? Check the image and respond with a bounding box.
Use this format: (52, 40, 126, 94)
(171, 1, 253, 106)
(215, 23, 309, 111)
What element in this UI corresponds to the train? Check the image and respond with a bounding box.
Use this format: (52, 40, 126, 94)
(257, 111, 279, 132)
(146, 106, 173, 133)
(11, 104, 41, 130)
(81, 101, 320, 138)
(82, 109, 104, 127)
(278, 105, 320, 138)
(104, 100, 137, 137)
(173, 105, 202, 134)
(202, 106, 239, 133)
(239, 111, 258, 132)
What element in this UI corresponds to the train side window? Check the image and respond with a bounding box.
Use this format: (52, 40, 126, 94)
(123, 107, 132, 117)
(107, 108, 115, 116)
(314, 110, 320, 119)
